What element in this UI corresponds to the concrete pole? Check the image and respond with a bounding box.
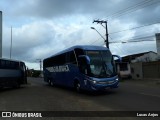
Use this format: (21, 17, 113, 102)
(0, 11, 2, 58)
(155, 33, 160, 56)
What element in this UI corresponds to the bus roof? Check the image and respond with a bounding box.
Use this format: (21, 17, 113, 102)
(0, 58, 23, 63)
(46, 45, 109, 59)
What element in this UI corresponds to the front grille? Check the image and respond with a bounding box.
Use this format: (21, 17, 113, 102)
(97, 80, 116, 85)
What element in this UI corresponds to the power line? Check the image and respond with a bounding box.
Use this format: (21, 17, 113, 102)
(109, 22, 160, 35)
(90, 36, 104, 45)
(111, 35, 155, 43)
(90, 32, 156, 46)
(110, 43, 127, 55)
(107, 0, 152, 18)
(108, 0, 160, 19)
(91, 21, 160, 44)
(89, 34, 155, 49)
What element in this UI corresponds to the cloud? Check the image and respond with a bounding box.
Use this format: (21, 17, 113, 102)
(1, 0, 160, 24)
(1, 0, 160, 69)
(3, 21, 55, 61)
(2, 19, 102, 64)
(10, 0, 111, 18)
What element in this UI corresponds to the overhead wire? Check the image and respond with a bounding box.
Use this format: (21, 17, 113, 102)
(107, 0, 153, 18)
(109, 22, 160, 35)
(110, 35, 155, 43)
(89, 0, 160, 46)
(108, 0, 160, 19)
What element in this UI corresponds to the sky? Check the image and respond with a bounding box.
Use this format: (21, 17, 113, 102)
(0, 0, 160, 70)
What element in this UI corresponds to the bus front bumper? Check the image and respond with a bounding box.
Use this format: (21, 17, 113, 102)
(86, 77, 119, 91)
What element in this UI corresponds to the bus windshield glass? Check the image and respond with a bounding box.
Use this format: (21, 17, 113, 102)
(86, 50, 116, 78)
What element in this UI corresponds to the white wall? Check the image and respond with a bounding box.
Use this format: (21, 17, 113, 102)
(130, 62, 143, 79)
(131, 52, 157, 63)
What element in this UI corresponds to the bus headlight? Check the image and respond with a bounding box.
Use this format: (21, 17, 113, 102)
(115, 78, 119, 81)
(90, 80, 97, 84)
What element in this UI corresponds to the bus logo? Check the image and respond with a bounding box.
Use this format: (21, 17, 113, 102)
(46, 65, 70, 72)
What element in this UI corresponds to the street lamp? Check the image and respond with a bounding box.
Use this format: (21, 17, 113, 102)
(92, 20, 109, 49)
(91, 27, 106, 42)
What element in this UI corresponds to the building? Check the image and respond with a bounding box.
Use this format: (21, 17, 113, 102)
(121, 51, 158, 63)
(116, 62, 131, 79)
(131, 51, 158, 63)
(119, 51, 158, 79)
(121, 51, 159, 79)
(118, 33, 160, 79)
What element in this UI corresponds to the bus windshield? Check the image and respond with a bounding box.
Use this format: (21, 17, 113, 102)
(86, 50, 116, 78)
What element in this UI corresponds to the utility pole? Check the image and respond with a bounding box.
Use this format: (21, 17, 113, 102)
(36, 59, 42, 72)
(10, 26, 12, 59)
(93, 19, 109, 49)
(0, 11, 2, 58)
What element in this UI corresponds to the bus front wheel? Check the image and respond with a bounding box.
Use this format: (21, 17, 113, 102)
(75, 82, 81, 92)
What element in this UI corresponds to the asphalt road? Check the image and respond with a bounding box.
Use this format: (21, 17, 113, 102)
(0, 77, 160, 120)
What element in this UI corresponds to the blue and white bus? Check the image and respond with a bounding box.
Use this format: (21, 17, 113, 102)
(43, 45, 121, 92)
(0, 58, 27, 88)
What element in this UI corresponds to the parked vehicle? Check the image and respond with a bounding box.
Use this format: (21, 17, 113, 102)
(0, 58, 27, 88)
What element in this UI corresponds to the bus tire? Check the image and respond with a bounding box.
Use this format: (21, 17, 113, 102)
(14, 79, 20, 88)
(49, 79, 54, 86)
(48, 79, 51, 85)
(75, 81, 81, 92)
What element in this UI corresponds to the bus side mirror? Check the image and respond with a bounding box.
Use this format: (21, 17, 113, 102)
(78, 55, 90, 75)
(78, 55, 90, 65)
(113, 55, 122, 62)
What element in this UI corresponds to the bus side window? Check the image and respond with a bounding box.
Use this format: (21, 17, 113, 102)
(6, 61, 10, 69)
(54, 53, 66, 65)
(1, 60, 6, 68)
(10, 61, 16, 69)
(59, 53, 66, 65)
(15, 62, 19, 69)
(74, 48, 84, 58)
(69, 51, 76, 65)
(66, 52, 70, 64)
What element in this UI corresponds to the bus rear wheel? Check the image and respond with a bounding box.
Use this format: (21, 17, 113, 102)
(49, 79, 54, 86)
(14, 79, 21, 88)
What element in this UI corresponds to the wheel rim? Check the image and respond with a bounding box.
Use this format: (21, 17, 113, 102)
(51, 81, 54, 86)
(49, 79, 53, 86)
(49, 79, 51, 85)
(76, 83, 80, 92)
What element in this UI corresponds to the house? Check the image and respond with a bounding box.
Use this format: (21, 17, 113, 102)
(121, 51, 158, 63)
(117, 51, 158, 79)
(117, 33, 160, 79)
(131, 51, 158, 63)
